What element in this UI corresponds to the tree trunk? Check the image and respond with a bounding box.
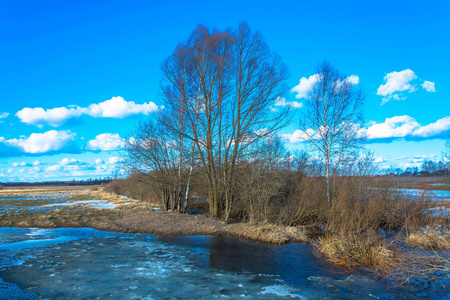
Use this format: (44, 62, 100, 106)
(325, 158, 331, 208)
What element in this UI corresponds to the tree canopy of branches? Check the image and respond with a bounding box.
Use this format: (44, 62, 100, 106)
(159, 23, 291, 220)
(443, 139, 450, 163)
(125, 120, 181, 211)
(299, 61, 365, 207)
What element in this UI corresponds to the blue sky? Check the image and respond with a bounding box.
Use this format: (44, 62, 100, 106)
(0, 0, 449, 182)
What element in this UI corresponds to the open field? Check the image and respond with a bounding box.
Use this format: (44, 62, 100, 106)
(370, 176, 450, 191)
(0, 186, 308, 244)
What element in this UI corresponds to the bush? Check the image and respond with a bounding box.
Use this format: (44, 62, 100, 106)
(315, 232, 394, 269)
(407, 228, 450, 250)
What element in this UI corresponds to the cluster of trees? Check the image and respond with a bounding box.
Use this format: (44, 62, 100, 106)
(385, 159, 450, 177)
(123, 23, 446, 223)
(126, 23, 293, 221)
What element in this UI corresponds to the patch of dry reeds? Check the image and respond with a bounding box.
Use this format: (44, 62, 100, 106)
(315, 233, 394, 269)
(407, 229, 450, 250)
(225, 223, 308, 244)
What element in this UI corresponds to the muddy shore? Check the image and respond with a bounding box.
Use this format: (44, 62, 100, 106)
(0, 186, 309, 244)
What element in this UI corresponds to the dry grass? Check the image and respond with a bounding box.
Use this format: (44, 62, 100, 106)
(225, 223, 308, 244)
(315, 233, 395, 269)
(0, 196, 309, 244)
(407, 229, 450, 250)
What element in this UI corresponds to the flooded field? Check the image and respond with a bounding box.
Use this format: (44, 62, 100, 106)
(0, 186, 449, 298)
(0, 188, 136, 215)
(0, 227, 430, 299)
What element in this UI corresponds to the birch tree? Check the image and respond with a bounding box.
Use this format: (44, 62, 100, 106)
(299, 61, 365, 208)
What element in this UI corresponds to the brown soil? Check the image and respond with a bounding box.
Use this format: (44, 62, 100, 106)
(0, 187, 308, 244)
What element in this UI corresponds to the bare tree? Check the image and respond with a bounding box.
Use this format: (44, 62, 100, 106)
(299, 61, 365, 207)
(443, 139, 450, 162)
(160, 23, 291, 220)
(124, 120, 180, 211)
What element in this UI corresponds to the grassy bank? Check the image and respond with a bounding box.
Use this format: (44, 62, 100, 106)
(0, 186, 308, 244)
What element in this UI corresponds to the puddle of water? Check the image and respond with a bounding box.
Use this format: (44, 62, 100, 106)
(0, 228, 436, 299)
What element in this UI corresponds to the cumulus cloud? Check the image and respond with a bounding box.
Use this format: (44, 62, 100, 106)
(60, 158, 82, 165)
(16, 107, 84, 127)
(377, 70, 436, 104)
(363, 115, 450, 142)
(346, 75, 359, 85)
(274, 97, 302, 108)
(283, 115, 450, 144)
(16, 96, 160, 127)
(87, 96, 159, 118)
(46, 165, 62, 172)
(108, 156, 124, 164)
(4, 130, 76, 154)
(281, 129, 315, 143)
(95, 158, 104, 164)
(0, 112, 9, 119)
(12, 162, 26, 167)
(32, 160, 40, 166)
(291, 74, 359, 99)
(362, 115, 420, 140)
(377, 69, 417, 98)
(412, 116, 450, 138)
(85, 133, 125, 151)
(291, 74, 320, 99)
(422, 81, 436, 93)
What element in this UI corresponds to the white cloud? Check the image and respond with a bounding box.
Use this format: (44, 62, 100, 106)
(377, 69, 416, 96)
(85, 133, 125, 151)
(412, 116, 450, 138)
(422, 81, 436, 92)
(60, 158, 81, 165)
(291, 74, 320, 99)
(7, 168, 13, 173)
(4, 130, 75, 153)
(46, 165, 62, 172)
(108, 156, 124, 164)
(363, 115, 420, 140)
(12, 162, 26, 167)
(0, 112, 9, 119)
(29, 167, 41, 173)
(0, 137, 4, 143)
(374, 156, 386, 163)
(346, 75, 359, 85)
(274, 97, 302, 108)
(95, 158, 104, 164)
(377, 70, 436, 104)
(16, 107, 84, 127)
(291, 74, 359, 99)
(16, 96, 160, 127)
(32, 160, 40, 166)
(87, 96, 159, 118)
(362, 115, 450, 142)
(281, 129, 315, 143)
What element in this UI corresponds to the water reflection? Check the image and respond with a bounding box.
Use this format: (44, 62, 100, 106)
(158, 235, 349, 286)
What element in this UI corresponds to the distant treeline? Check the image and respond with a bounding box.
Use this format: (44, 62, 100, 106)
(0, 179, 112, 187)
(384, 160, 450, 177)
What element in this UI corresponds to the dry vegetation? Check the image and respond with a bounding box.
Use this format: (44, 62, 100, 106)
(315, 233, 394, 269)
(407, 228, 450, 250)
(0, 186, 308, 244)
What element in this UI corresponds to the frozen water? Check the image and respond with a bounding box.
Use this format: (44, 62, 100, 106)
(0, 228, 435, 299)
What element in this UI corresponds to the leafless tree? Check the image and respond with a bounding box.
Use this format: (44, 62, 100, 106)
(124, 120, 180, 211)
(299, 61, 365, 207)
(443, 139, 450, 162)
(160, 23, 291, 220)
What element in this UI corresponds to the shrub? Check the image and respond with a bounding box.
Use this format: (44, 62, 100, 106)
(407, 228, 450, 250)
(315, 232, 394, 269)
